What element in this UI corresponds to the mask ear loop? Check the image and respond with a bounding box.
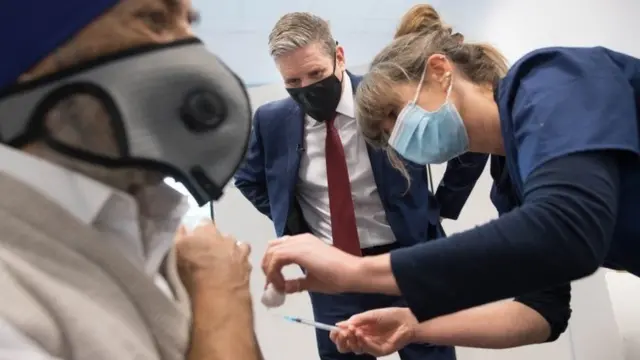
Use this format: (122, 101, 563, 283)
(444, 72, 454, 98)
(412, 64, 428, 104)
(388, 62, 429, 146)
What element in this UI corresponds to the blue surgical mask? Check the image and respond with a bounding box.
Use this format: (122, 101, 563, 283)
(388, 68, 469, 165)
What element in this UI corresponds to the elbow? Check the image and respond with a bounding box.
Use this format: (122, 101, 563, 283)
(233, 177, 257, 202)
(233, 176, 247, 190)
(571, 253, 601, 279)
(536, 199, 612, 280)
(564, 218, 610, 279)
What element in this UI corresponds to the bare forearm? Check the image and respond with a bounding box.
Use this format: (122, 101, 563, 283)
(412, 301, 550, 349)
(351, 255, 401, 295)
(188, 287, 263, 360)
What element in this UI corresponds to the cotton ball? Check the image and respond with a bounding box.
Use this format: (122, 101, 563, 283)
(261, 283, 286, 308)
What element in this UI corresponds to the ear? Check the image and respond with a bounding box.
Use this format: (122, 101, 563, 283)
(335, 45, 346, 72)
(425, 54, 453, 91)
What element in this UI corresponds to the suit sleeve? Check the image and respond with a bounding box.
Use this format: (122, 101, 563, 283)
(233, 108, 271, 218)
(514, 283, 572, 342)
(436, 152, 488, 219)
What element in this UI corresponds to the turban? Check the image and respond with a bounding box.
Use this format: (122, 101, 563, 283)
(0, 0, 120, 90)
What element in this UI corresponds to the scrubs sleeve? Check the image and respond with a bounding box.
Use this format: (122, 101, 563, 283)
(391, 151, 619, 321)
(514, 283, 572, 342)
(511, 52, 640, 182)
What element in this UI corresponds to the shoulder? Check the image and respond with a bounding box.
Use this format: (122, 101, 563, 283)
(0, 255, 63, 352)
(503, 47, 624, 95)
(498, 47, 640, 181)
(255, 97, 298, 119)
(351, 73, 364, 84)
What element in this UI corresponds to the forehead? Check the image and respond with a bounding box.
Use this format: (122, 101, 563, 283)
(275, 43, 332, 79)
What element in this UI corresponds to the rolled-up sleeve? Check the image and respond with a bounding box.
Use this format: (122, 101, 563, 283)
(515, 283, 572, 342)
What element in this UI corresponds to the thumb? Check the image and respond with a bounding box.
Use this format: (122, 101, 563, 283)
(283, 276, 316, 294)
(175, 225, 187, 240)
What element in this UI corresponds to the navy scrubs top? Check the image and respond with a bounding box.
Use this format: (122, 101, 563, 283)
(490, 155, 571, 341)
(390, 46, 640, 323)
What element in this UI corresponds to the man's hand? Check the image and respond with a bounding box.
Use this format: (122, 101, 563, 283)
(176, 221, 263, 360)
(261, 234, 362, 294)
(175, 221, 252, 297)
(330, 307, 418, 357)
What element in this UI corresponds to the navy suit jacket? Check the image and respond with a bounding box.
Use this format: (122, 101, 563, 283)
(234, 72, 487, 246)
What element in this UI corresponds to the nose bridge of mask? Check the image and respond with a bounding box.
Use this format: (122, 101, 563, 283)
(0, 39, 252, 205)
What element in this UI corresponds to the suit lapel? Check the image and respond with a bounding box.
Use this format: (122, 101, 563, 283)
(285, 102, 304, 196)
(284, 72, 363, 199)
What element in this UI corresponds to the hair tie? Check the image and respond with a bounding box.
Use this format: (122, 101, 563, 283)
(451, 32, 464, 44)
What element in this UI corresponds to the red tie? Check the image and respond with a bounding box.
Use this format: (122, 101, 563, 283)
(325, 116, 362, 256)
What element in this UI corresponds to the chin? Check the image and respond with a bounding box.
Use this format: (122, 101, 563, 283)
(126, 170, 165, 194)
(147, 172, 166, 184)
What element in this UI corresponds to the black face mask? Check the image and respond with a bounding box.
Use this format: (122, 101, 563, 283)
(287, 62, 343, 122)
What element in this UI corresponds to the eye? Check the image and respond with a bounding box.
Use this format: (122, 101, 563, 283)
(135, 9, 171, 33)
(187, 9, 201, 25)
(285, 79, 301, 87)
(309, 70, 323, 79)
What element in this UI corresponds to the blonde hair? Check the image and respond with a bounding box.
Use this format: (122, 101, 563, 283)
(356, 4, 508, 180)
(268, 12, 335, 59)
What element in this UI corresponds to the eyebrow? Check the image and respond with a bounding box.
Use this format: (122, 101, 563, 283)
(161, 0, 181, 11)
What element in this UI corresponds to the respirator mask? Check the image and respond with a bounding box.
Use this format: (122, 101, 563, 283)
(0, 38, 252, 206)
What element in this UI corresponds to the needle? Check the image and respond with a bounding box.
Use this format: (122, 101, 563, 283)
(282, 315, 338, 332)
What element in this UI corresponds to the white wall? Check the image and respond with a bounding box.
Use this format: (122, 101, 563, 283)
(181, 0, 640, 359)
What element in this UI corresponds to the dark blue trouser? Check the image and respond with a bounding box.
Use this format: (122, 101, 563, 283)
(308, 237, 455, 360)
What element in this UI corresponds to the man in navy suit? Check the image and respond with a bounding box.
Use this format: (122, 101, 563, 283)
(234, 12, 486, 360)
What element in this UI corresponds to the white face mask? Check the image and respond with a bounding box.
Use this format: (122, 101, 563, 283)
(388, 67, 469, 164)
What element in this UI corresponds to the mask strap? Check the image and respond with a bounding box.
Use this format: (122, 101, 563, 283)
(412, 64, 428, 103)
(445, 73, 453, 98)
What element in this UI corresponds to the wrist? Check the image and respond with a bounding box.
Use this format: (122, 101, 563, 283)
(350, 254, 400, 295)
(406, 313, 422, 344)
(191, 283, 254, 323)
(191, 272, 252, 302)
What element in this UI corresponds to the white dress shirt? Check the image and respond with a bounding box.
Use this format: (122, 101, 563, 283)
(296, 73, 396, 249)
(0, 144, 188, 359)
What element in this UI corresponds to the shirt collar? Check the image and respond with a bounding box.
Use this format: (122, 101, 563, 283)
(336, 71, 355, 119)
(0, 144, 188, 275)
(0, 144, 112, 223)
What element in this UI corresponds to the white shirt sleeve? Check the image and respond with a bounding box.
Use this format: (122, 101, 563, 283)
(0, 318, 61, 360)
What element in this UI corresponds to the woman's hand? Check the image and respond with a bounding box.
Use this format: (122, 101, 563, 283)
(261, 234, 363, 294)
(329, 307, 418, 357)
(262, 234, 400, 295)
